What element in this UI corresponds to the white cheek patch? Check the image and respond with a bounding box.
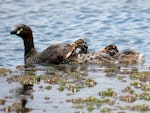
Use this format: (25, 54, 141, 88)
(16, 28, 23, 34)
(16, 30, 21, 34)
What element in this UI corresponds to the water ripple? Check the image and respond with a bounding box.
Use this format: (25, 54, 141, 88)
(0, 0, 150, 67)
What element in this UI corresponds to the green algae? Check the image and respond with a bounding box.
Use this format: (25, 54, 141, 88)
(117, 75, 124, 80)
(66, 84, 83, 93)
(17, 75, 40, 85)
(119, 95, 137, 103)
(0, 68, 12, 76)
(6, 75, 41, 85)
(58, 86, 64, 92)
(85, 78, 97, 87)
(98, 88, 117, 98)
(1, 65, 150, 113)
(139, 93, 150, 101)
(101, 107, 111, 113)
(45, 85, 52, 90)
(67, 96, 115, 112)
(130, 71, 150, 82)
(130, 81, 150, 91)
(105, 67, 116, 72)
(87, 105, 94, 112)
(131, 67, 138, 72)
(41, 75, 60, 84)
(118, 104, 149, 112)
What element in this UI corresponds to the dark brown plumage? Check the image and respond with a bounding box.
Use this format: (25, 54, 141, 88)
(38, 43, 76, 64)
(10, 24, 87, 65)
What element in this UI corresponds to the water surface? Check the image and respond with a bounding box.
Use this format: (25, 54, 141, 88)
(0, 0, 150, 113)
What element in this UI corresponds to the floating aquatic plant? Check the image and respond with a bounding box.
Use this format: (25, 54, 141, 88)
(99, 88, 117, 98)
(6, 75, 40, 85)
(1, 65, 150, 113)
(0, 99, 6, 105)
(45, 86, 52, 90)
(119, 95, 137, 103)
(121, 86, 132, 93)
(46, 66, 56, 75)
(131, 67, 138, 72)
(130, 71, 150, 82)
(139, 93, 150, 101)
(17, 75, 40, 85)
(0, 68, 12, 76)
(104, 67, 117, 77)
(66, 84, 82, 93)
(41, 75, 60, 84)
(104, 67, 120, 73)
(85, 78, 97, 87)
(130, 81, 150, 91)
(117, 75, 124, 80)
(118, 104, 149, 112)
(67, 96, 115, 112)
(58, 86, 64, 92)
(87, 105, 94, 112)
(100, 107, 111, 113)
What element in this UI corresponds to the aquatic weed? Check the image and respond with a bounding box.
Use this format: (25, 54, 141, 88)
(85, 78, 97, 87)
(99, 88, 117, 98)
(87, 105, 94, 112)
(130, 81, 150, 91)
(130, 71, 150, 82)
(46, 66, 56, 75)
(58, 86, 64, 92)
(0, 68, 12, 76)
(139, 93, 150, 101)
(119, 95, 137, 103)
(66, 84, 82, 93)
(118, 104, 149, 112)
(117, 75, 124, 80)
(45, 86, 52, 90)
(41, 75, 60, 84)
(67, 96, 116, 112)
(100, 107, 111, 113)
(17, 75, 41, 85)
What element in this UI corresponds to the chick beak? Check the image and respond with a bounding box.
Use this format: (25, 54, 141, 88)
(101, 49, 107, 52)
(71, 42, 78, 48)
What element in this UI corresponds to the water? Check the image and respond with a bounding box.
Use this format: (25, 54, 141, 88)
(0, 0, 150, 68)
(0, 0, 150, 113)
